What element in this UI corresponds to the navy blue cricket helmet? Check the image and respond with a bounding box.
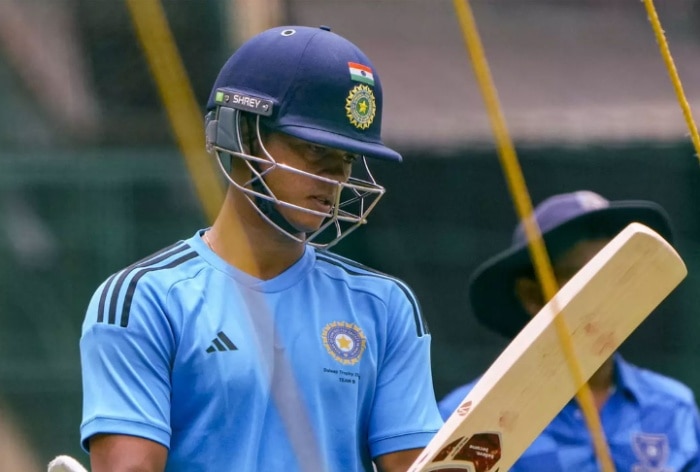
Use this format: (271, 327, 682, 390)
(205, 25, 401, 162)
(204, 26, 396, 248)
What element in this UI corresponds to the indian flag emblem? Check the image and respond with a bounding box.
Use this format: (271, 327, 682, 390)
(348, 62, 375, 86)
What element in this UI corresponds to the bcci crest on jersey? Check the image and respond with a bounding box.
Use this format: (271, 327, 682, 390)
(322, 321, 367, 365)
(632, 433, 671, 472)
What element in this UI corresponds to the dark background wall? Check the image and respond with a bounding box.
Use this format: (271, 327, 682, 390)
(343, 142, 700, 400)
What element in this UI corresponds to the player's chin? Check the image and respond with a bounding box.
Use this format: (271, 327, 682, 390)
(283, 210, 329, 235)
(295, 216, 328, 234)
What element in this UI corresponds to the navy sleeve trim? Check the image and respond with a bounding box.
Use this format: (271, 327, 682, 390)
(316, 252, 430, 337)
(95, 242, 197, 327)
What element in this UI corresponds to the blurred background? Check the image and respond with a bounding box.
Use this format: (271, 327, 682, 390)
(0, 0, 699, 469)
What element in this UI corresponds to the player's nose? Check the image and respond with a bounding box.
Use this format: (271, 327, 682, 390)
(319, 154, 352, 182)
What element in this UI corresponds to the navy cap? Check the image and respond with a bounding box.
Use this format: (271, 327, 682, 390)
(468, 191, 674, 339)
(206, 26, 401, 162)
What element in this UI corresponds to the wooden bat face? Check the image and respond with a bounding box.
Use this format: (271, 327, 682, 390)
(409, 223, 687, 472)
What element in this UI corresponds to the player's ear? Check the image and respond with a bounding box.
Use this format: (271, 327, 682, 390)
(514, 276, 544, 318)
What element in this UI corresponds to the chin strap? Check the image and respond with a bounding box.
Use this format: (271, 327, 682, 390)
(251, 176, 305, 237)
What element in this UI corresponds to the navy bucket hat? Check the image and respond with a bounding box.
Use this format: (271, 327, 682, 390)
(468, 191, 674, 339)
(206, 25, 401, 162)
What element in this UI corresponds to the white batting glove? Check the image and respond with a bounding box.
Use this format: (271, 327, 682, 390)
(47, 455, 88, 472)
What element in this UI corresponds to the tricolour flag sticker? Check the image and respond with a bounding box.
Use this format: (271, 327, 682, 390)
(348, 62, 374, 86)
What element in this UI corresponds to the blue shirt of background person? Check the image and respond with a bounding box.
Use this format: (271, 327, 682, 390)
(438, 190, 700, 472)
(440, 354, 700, 472)
(79, 26, 442, 472)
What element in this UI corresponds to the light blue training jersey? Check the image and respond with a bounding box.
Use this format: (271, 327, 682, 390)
(80, 229, 443, 471)
(438, 354, 700, 471)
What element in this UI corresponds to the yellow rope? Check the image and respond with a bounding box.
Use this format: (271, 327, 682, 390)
(451, 1, 616, 471)
(124, 0, 225, 223)
(122, 6, 324, 469)
(643, 0, 700, 165)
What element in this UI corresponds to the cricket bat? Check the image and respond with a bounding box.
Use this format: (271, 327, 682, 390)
(409, 222, 687, 472)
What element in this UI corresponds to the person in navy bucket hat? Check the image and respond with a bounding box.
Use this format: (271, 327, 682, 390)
(79, 26, 443, 472)
(438, 190, 700, 472)
(470, 190, 674, 339)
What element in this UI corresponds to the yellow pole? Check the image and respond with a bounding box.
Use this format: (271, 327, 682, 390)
(124, 0, 225, 223)
(451, 1, 616, 471)
(643, 0, 700, 165)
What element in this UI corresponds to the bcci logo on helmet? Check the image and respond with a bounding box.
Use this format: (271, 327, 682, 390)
(345, 84, 376, 130)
